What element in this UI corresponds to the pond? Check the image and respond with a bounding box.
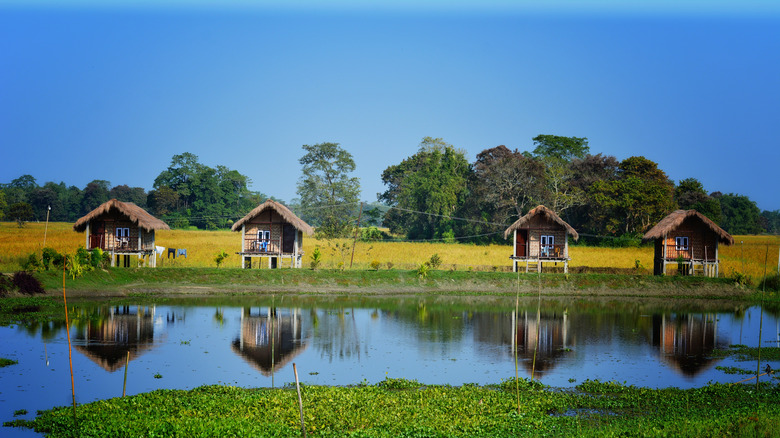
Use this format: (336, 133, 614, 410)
(1, 295, 779, 437)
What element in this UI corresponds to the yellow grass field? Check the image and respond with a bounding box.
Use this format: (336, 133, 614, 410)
(2, 222, 778, 282)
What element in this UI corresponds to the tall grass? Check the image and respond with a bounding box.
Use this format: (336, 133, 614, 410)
(2, 222, 778, 283)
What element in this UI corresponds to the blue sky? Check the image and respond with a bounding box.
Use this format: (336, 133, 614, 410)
(1, 0, 778, 211)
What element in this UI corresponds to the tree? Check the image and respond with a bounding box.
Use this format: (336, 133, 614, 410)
(566, 153, 620, 232)
(81, 180, 111, 214)
(761, 210, 780, 234)
(588, 156, 675, 235)
(717, 193, 762, 235)
(674, 178, 722, 224)
(380, 137, 470, 240)
(8, 202, 34, 227)
(109, 185, 148, 208)
(297, 142, 361, 238)
(531, 135, 589, 215)
(0, 190, 7, 220)
(147, 186, 179, 216)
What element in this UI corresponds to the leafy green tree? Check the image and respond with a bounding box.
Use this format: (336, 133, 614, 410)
(8, 202, 34, 226)
(674, 178, 722, 224)
(380, 137, 470, 240)
(109, 185, 148, 208)
(153, 152, 203, 211)
(531, 135, 589, 215)
(147, 186, 179, 216)
(0, 190, 7, 220)
(717, 193, 762, 235)
(566, 153, 620, 233)
(81, 180, 111, 214)
(761, 210, 780, 234)
(588, 156, 675, 235)
(297, 142, 361, 238)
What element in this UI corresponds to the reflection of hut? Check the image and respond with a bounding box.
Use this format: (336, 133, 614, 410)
(651, 313, 725, 376)
(472, 311, 571, 378)
(73, 199, 170, 268)
(231, 199, 314, 269)
(231, 308, 307, 377)
(642, 209, 733, 277)
(504, 205, 579, 273)
(73, 306, 157, 372)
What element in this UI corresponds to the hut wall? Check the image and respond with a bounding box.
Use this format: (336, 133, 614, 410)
(245, 210, 286, 254)
(660, 219, 718, 261)
(142, 230, 155, 251)
(526, 216, 568, 258)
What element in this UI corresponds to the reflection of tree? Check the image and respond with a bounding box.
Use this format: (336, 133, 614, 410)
(473, 311, 571, 378)
(72, 306, 157, 372)
(651, 313, 726, 376)
(383, 302, 468, 344)
(232, 308, 308, 378)
(313, 308, 363, 362)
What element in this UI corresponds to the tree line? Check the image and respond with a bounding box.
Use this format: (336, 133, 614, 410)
(2, 137, 778, 239)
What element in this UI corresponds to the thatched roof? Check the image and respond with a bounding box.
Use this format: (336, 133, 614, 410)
(73, 199, 170, 232)
(231, 199, 314, 235)
(642, 210, 734, 245)
(503, 205, 579, 240)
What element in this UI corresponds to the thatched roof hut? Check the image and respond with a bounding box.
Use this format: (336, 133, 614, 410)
(503, 205, 579, 240)
(642, 210, 734, 245)
(73, 199, 170, 233)
(232, 199, 314, 235)
(643, 209, 733, 277)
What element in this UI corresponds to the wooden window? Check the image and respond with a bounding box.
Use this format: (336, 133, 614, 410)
(541, 235, 554, 256)
(675, 236, 689, 251)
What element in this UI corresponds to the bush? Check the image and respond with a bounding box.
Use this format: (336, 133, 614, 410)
(0, 274, 11, 297)
(90, 248, 110, 269)
(369, 260, 381, 270)
(759, 274, 780, 292)
(730, 270, 752, 286)
(41, 247, 64, 270)
(20, 252, 41, 272)
(310, 247, 322, 270)
(12, 271, 45, 295)
(428, 253, 442, 269)
(416, 262, 430, 279)
(214, 250, 229, 268)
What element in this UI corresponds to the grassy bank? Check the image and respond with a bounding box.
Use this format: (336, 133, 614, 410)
(7, 378, 780, 437)
(25, 267, 757, 300)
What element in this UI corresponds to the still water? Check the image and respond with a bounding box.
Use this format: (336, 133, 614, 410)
(1, 295, 779, 436)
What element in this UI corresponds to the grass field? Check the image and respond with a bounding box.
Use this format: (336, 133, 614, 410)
(2, 221, 778, 283)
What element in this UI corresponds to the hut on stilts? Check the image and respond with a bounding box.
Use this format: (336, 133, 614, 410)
(504, 205, 579, 273)
(642, 209, 733, 277)
(232, 199, 314, 269)
(73, 199, 170, 268)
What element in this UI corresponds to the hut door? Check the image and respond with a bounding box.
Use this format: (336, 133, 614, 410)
(515, 230, 528, 257)
(282, 224, 296, 254)
(90, 222, 105, 250)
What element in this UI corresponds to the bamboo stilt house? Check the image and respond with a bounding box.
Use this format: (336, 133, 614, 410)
(232, 199, 314, 269)
(503, 205, 579, 273)
(73, 199, 170, 268)
(642, 209, 733, 277)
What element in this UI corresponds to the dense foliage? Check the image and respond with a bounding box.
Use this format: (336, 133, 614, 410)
(8, 378, 780, 437)
(2, 136, 777, 238)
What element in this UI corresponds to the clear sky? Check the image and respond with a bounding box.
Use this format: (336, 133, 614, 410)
(1, 0, 778, 211)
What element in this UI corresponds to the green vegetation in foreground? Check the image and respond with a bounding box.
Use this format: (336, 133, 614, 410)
(0, 358, 18, 367)
(30, 267, 757, 298)
(6, 378, 780, 437)
(712, 344, 780, 361)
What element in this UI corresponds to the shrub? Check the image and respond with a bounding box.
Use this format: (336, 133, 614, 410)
(428, 253, 442, 269)
(730, 270, 752, 286)
(369, 260, 381, 271)
(214, 250, 229, 268)
(0, 274, 11, 297)
(90, 248, 109, 269)
(12, 271, 45, 295)
(310, 247, 322, 270)
(759, 274, 780, 292)
(41, 247, 64, 270)
(386, 261, 394, 270)
(20, 253, 41, 272)
(416, 262, 430, 279)
(360, 226, 386, 241)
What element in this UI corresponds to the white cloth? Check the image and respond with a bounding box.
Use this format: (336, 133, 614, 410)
(155, 246, 165, 257)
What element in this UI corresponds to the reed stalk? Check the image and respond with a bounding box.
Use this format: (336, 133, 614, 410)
(293, 363, 307, 438)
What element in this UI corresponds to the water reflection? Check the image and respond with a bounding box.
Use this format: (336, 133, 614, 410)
(71, 306, 160, 372)
(3, 297, 779, 438)
(232, 308, 308, 379)
(651, 313, 726, 376)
